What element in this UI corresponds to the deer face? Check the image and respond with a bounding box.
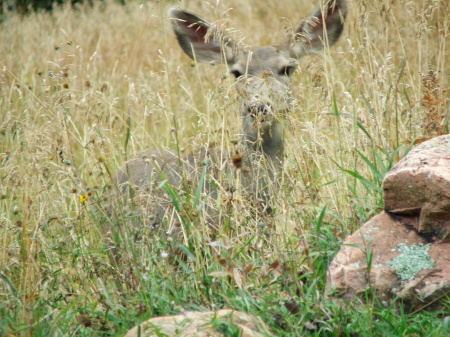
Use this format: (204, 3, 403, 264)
(168, 0, 347, 155)
(231, 47, 296, 125)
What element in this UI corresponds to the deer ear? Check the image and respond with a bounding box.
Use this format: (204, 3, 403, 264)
(288, 0, 347, 58)
(168, 8, 236, 64)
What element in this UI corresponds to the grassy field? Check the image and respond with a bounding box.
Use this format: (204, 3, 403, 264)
(1, 0, 449, 336)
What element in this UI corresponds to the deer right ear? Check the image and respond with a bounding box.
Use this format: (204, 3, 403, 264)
(168, 8, 236, 64)
(288, 0, 347, 58)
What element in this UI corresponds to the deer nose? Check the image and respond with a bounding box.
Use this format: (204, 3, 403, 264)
(248, 103, 272, 117)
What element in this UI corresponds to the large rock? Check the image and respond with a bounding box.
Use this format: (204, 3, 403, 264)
(326, 212, 450, 310)
(124, 309, 275, 337)
(383, 135, 450, 242)
(327, 135, 450, 310)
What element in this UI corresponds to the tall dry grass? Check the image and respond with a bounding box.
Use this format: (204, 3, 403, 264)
(0, 0, 449, 335)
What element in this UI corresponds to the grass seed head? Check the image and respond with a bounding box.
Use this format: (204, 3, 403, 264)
(231, 151, 244, 168)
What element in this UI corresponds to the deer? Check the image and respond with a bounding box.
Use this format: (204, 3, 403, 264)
(114, 0, 347, 238)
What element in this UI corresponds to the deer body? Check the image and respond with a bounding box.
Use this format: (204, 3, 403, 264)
(115, 0, 347, 231)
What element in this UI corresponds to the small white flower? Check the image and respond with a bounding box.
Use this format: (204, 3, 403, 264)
(161, 251, 169, 258)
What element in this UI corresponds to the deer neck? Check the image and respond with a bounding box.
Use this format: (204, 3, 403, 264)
(242, 117, 284, 167)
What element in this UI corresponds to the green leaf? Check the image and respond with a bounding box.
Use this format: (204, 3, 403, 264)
(342, 169, 383, 194)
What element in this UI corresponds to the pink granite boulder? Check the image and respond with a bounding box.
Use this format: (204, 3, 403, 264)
(327, 135, 450, 310)
(326, 212, 450, 310)
(383, 134, 450, 242)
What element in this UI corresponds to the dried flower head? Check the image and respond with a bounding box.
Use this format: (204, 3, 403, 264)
(231, 151, 244, 169)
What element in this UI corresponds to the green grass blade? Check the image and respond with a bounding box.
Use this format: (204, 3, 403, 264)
(356, 149, 384, 181)
(341, 169, 383, 194)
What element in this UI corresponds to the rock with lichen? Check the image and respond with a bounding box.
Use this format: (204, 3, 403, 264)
(326, 212, 450, 310)
(327, 135, 450, 310)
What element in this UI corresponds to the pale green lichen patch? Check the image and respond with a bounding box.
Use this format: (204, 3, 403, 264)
(386, 243, 435, 281)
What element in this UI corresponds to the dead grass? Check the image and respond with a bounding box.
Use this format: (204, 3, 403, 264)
(0, 0, 449, 335)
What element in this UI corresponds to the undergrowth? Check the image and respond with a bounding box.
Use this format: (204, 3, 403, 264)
(1, 0, 449, 336)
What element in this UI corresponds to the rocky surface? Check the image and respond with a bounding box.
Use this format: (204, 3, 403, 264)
(327, 135, 450, 310)
(124, 309, 275, 337)
(384, 134, 450, 242)
(326, 212, 450, 310)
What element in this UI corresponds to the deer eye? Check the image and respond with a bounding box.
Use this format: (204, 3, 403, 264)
(279, 65, 295, 77)
(231, 70, 243, 79)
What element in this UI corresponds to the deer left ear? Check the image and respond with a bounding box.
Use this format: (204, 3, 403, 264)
(168, 8, 236, 64)
(288, 0, 347, 58)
